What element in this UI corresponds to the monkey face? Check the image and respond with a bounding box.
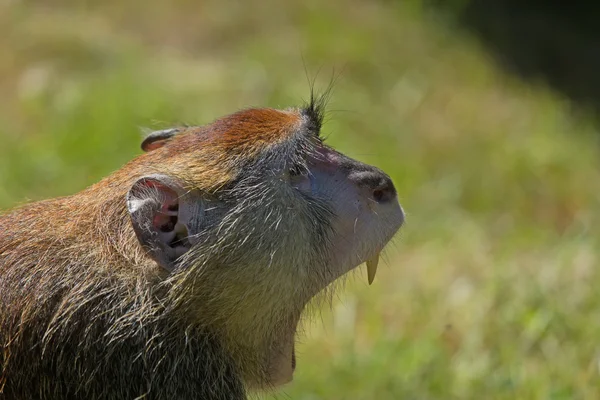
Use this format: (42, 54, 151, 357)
(289, 144, 405, 289)
(125, 96, 404, 389)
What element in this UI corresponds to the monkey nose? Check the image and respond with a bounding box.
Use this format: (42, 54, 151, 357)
(350, 170, 397, 204)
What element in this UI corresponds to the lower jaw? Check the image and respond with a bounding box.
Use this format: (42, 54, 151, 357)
(263, 328, 297, 387)
(239, 311, 302, 389)
(249, 261, 370, 388)
(264, 273, 354, 387)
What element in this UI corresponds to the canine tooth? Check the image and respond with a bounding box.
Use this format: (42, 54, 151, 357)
(366, 254, 380, 285)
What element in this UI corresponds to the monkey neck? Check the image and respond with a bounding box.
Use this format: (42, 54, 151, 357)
(1, 172, 303, 390)
(166, 266, 308, 389)
(209, 296, 302, 389)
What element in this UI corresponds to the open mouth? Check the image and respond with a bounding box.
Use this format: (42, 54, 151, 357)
(272, 254, 384, 386)
(268, 201, 404, 387)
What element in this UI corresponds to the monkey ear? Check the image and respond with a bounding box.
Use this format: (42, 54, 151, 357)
(141, 128, 181, 152)
(127, 175, 202, 272)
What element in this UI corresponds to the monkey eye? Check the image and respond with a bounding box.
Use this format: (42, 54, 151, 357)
(287, 164, 313, 193)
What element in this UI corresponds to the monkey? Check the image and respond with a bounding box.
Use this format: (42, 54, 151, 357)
(0, 94, 404, 400)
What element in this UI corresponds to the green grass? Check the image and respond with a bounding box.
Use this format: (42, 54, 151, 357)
(2, 0, 600, 398)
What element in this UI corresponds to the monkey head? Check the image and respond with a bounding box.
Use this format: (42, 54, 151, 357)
(124, 95, 404, 389)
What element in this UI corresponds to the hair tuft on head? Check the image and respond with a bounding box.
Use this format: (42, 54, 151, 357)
(302, 74, 337, 137)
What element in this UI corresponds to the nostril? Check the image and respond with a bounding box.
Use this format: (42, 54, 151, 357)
(373, 189, 386, 203)
(372, 177, 397, 204)
(348, 169, 397, 204)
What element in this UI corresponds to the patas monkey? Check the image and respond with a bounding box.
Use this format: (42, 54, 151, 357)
(0, 95, 404, 399)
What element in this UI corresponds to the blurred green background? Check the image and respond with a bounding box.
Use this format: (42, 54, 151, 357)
(2, 1, 600, 399)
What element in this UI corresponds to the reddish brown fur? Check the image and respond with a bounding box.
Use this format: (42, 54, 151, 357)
(210, 108, 302, 153)
(147, 108, 302, 191)
(165, 108, 301, 154)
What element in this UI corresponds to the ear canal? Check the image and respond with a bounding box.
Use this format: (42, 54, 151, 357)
(141, 128, 181, 152)
(127, 175, 193, 271)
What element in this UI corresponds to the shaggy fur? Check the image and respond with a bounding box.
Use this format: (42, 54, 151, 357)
(0, 97, 402, 399)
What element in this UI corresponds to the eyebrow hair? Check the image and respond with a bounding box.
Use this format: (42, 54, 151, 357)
(302, 89, 331, 137)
